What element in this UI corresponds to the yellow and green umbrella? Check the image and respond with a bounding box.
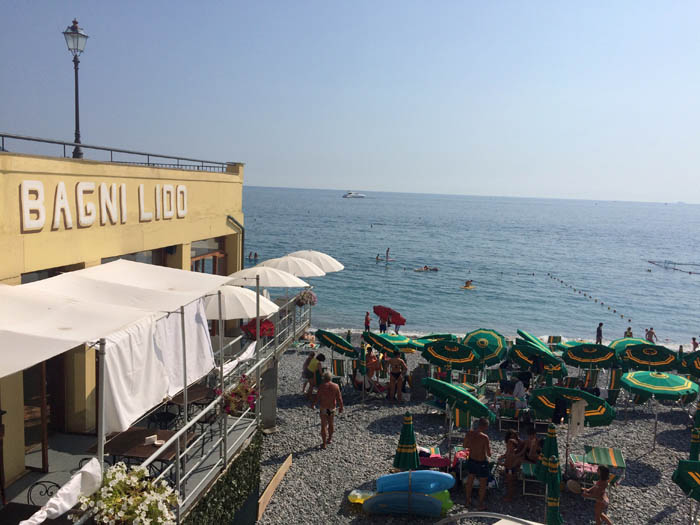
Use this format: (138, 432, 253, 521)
(673, 460, 700, 502)
(535, 424, 564, 525)
(421, 340, 483, 372)
(692, 428, 700, 462)
(380, 333, 420, 352)
(421, 377, 496, 422)
(609, 337, 649, 352)
(417, 333, 457, 343)
(529, 386, 616, 427)
(621, 371, 698, 400)
(315, 329, 358, 358)
(681, 351, 700, 377)
(509, 340, 567, 380)
(462, 328, 507, 366)
(621, 344, 678, 371)
(559, 342, 617, 369)
(362, 331, 400, 357)
(393, 412, 420, 470)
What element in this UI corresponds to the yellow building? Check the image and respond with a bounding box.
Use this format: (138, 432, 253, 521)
(0, 141, 244, 487)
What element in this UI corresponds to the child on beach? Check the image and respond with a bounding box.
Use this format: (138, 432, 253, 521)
(582, 465, 613, 525)
(499, 429, 523, 502)
(313, 371, 344, 449)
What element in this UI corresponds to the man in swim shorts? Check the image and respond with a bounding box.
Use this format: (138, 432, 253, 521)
(313, 371, 344, 449)
(596, 322, 603, 344)
(463, 417, 491, 510)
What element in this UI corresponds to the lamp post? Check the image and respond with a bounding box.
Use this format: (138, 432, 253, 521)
(62, 19, 88, 159)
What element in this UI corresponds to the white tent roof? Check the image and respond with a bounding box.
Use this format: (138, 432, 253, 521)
(0, 259, 230, 379)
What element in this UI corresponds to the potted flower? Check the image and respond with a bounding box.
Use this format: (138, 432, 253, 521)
(70, 462, 177, 524)
(216, 374, 257, 417)
(296, 289, 317, 307)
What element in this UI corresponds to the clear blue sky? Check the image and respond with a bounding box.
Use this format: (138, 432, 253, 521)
(3, 2, 700, 202)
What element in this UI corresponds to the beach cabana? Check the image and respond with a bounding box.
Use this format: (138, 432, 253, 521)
(462, 328, 507, 366)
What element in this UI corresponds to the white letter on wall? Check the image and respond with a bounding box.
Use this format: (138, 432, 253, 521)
(138, 184, 153, 222)
(154, 184, 162, 220)
(52, 181, 73, 230)
(76, 182, 96, 227)
(99, 183, 119, 225)
(176, 185, 187, 218)
(20, 180, 46, 232)
(162, 184, 175, 219)
(119, 184, 127, 224)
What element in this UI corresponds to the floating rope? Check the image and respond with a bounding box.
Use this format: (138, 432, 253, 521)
(546, 273, 632, 324)
(648, 260, 700, 275)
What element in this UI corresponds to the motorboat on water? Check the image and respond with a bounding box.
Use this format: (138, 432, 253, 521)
(343, 191, 366, 198)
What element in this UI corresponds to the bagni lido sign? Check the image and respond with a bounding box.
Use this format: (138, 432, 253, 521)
(19, 180, 188, 232)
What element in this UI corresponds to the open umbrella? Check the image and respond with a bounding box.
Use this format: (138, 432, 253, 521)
(257, 256, 326, 278)
(380, 333, 420, 352)
(559, 342, 618, 369)
(509, 341, 566, 376)
(672, 459, 700, 523)
(315, 329, 358, 358)
(421, 340, 483, 373)
(609, 337, 649, 353)
(421, 378, 496, 422)
(621, 344, 678, 371)
(227, 267, 309, 288)
(529, 386, 616, 427)
(462, 328, 507, 366)
(681, 351, 700, 377)
(203, 286, 279, 320)
(287, 250, 344, 273)
(373, 305, 405, 326)
(518, 329, 550, 351)
(535, 424, 564, 525)
(393, 412, 420, 470)
(362, 331, 401, 356)
(417, 333, 457, 343)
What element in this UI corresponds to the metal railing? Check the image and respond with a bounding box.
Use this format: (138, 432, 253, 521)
(0, 132, 239, 173)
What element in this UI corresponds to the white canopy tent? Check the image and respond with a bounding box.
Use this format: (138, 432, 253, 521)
(0, 259, 232, 471)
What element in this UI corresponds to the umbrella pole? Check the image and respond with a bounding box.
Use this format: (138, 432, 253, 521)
(255, 277, 261, 421)
(218, 290, 228, 468)
(652, 397, 658, 451)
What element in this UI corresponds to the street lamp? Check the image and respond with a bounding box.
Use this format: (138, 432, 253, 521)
(63, 19, 88, 159)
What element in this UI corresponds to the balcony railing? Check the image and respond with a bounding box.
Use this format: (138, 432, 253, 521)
(0, 132, 239, 173)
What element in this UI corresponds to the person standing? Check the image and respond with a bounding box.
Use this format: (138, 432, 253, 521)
(582, 465, 613, 525)
(387, 353, 408, 402)
(596, 322, 604, 344)
(646, 327, 658, 343)
(313, 371, 344, 449)
(624, 326, 633, 338)
(386, 247, 390, 261)
(364, 311, 371, 332)
(464, 417, 492, 511)
(379, 316, 387, 334)
(692, 337, 698, 352)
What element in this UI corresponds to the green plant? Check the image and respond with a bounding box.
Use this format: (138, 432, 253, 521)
(70, 462, 177, 524)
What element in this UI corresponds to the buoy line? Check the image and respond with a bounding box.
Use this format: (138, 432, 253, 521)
(545, 273, 632, 324)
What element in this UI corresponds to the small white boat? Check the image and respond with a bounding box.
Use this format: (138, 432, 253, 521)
(343, 191, 366, 198)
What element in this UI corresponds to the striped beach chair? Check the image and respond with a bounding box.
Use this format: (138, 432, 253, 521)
(607, 368, 622, 405)
(582, 369, 600, 389)
(486, 368, 505, 385)
(562, 376, 581, 389)
(330, 359, 346, 387)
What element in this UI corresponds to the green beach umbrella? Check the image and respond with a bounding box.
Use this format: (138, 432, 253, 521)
(621, 344, 678, 371)
(559, 342, 617, 369)
(691, 428, 700, 461)
(362, 331, 400, 357)
(357, 343, 367, 375)
(529, 386, 616, 427)
(417, 333, 457, 342)
(462, 328, 507, 366)
(393, 412, 420, 470)
(517, 329, 551, 351)
(421, 340, 483, 373)
(609, 337, 649, 353)
(580, 445, 625, 470)
(672, 459, 700, 501)
(535, 424, 564, 525)
(380, 333, 420, 352)
(621, 371, 698, 400)
(681, 351, 700, 377)
(315, 329, 358, 358)
(509, 341, 567, 378)
(421, 377, 496, 422)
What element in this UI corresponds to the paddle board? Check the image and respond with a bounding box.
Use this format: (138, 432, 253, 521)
(460, 285, 476, 290)
(362, 491, 443, 517)
(376, 470, 455, 494)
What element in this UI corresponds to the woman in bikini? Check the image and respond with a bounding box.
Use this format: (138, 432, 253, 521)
(387, 353, 408, 402)
(582, 465, 613, 525)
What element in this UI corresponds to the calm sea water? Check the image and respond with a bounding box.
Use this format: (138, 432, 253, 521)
(243, 187, 700, 346)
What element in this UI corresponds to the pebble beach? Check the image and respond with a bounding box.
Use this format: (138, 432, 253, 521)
(258, 342, 698, 525)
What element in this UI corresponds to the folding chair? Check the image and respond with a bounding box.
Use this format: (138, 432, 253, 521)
(485, 367, 505, 385)
(582, 369, 600, 389)
(562, 376, 581, 389)
(521, 462, 545, 497)
(330, 359, 346, 388)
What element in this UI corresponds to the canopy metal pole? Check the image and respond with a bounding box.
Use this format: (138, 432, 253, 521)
(181, 306, 188, 426)
(218, 290, 227, 468)
(652, 396, 658, 451)
(255, 276, 261, 421)
(96, 338, 106, 474)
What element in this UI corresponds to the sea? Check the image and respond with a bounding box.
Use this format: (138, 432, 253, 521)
(242, 187, 700, 347)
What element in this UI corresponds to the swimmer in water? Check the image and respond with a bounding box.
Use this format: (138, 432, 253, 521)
(376, 254, 381, 261)
(465, 280, 473, 287)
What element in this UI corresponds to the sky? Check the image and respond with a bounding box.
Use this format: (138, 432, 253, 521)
(2, 1, 700, 203)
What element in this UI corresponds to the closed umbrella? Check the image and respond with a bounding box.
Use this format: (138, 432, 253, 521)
(529, 386, 616, 427)
(257, 256, 326, 278)
(203, 286, 279, 320)
(462, 328, 507, 366)
(559, 342, 617, 369)
(621, 344, 678, 371)
(315, 329, 357, 358)
(417, 333, 457, 343)
(535, 424, 564, 525)
(393, 412, 420, 470)
(362, 331, 401, 356)
(287, 250, 344, 273)
(227, 267, 309, 288)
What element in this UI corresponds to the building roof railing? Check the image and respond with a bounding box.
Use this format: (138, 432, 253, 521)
(0, 132, 241, 173)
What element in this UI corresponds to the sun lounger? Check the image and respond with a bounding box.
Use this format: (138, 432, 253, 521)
(521, 462, 545, 498)
(330, 359, 347, 388)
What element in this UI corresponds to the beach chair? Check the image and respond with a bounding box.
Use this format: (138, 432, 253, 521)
(486, 367, 506, 385)
(330, 359, 346, 388)
(547, 335, 562, 350)
(562, 376, 581, 389)
(521, 462, 545, 497)
(582, 369, 600, 389)
(495, 394, 527, 432)
(607, 368, 622, 405)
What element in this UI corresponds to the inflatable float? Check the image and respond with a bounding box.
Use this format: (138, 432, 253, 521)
(460, 285, 476, 290)
(362, 491, 442, 517)
(376, 470, 454, 493)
